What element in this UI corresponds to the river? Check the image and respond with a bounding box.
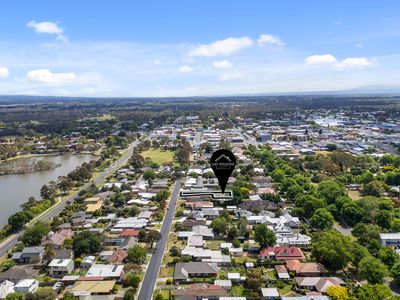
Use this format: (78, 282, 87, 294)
(0, 154, 96, 226)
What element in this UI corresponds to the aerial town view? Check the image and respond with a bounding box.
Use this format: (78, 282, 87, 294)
(1, 1, 400, 300)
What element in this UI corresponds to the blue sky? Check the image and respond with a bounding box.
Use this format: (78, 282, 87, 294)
(0, 0, 400, 96)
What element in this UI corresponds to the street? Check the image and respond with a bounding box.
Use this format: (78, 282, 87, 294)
(0, 139, 139, 258)
(137, 179, 181, 300)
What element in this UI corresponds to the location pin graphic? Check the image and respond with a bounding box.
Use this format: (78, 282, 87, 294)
(210, 149, 237, 193)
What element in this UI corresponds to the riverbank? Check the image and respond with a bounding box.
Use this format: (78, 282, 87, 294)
(0, 157, 61, 175)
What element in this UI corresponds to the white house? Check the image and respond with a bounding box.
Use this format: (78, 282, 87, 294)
(261, 288, 280, 299)
(14, 279, 38, 294)
(48, 259, 74, 276)
(0, 280, 14, 298)
(86, 264, 124, 280)
(380, 233, 400, 247)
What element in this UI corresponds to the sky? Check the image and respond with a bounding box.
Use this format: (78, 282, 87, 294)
(0, 0, 400, 97)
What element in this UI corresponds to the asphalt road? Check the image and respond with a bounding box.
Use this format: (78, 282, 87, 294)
(0, 139, 139, 257)
(137, 179, 181, 300)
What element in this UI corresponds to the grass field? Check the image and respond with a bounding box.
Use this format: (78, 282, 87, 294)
(141, 148, 174, 164)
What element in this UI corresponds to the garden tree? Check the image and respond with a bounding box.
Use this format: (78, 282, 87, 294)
(310, 208, 334, 230)
(8, 211, 32, 232)
(254, 224, 276, 248)
(0, 259, 15, 271)
(211, 217, 228, 236)
(57, 176, 74, 193)
(330, 151, 355, 172)
(31, 287, 57, 300)
(363, 181, 387, 197)
(123, 273, 141, 289)
(227, 226, 238, 240)
(219, 138, 231, 150)
(349, 243, 369, 272)
(43, 245, 55, 262)
(237, 218, 249, 237)
(143, 170, 156, 181)
(123, 289, 136, 300)
(358, 256, 388, 284)
(129, 153, 144, 169)
(111, 193, 127, 208)
(246, 268, 263, 291)
(154, 190, 170, 202)
(352, 223, 381, 254)
(340, 201, 364, 225)
(73, 231, 102, 256)
(21, 222, 51, 246)
(40, 184, 55, 200)
(145, 230, 161, 249)
(170, 246, 181, 257)
(296, 195, 326, 218)
(127, 245, 147, 264)
(378, 247, 399, 269)
(271, 168, 285, 183)
(311, 230, 352, 272)
(375, 210, 394, 229)
(175, 140, 192, 165)
(232, 239, 241, 248)
(5, 292, 25, 300)
(154, 293, 163, 300)
(138, 230, 146, 242)
(357, 284, 394, 300)
(360, 171, 374, 184)
(326, 286, 349, 300)
(318, 180, 345, 204)
(391, 261, 400, 283)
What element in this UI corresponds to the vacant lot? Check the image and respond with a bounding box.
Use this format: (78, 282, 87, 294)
(142, 148, 174, 164)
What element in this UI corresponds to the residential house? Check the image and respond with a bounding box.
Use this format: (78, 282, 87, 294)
(275, 265, 291, 280)
(13, 279, 39, 294)
(42, 229, 74, 248)
(380, 233, 400, 247)
(214, 279, 232, 290)
(261, 288, 280, 300)
(84, 197, 104, 213)
(48, 259, 75, 276)
(173, 262, 218, 283)
(295, 277, 344, 293)
(11, 247, 45, 264)
(81, 256, 96, 269)
(0, 266, 39, 283)
(286, 260, 328, 276)
(172, 283, 227, 299)
(260, 247, 305, 261)
(0, 280, 14, 298)
(70, 280, 116, 296)
(85, 264, 124, 281)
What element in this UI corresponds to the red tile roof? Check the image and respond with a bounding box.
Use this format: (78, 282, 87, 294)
(120, 229, 139, 237)
(260, 246, 305, 261)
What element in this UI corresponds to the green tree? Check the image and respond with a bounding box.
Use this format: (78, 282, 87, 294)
(311, 230, 352, 272)
(357, 284, 393, 300)
(358, 256, 388, 284)
(145, 230, 161, 249)
(5, 292, 25, 300)
(326, 286, 349, 300)
(21, 222, 50, 246)
(363, 181, 387, 197)
(211, 217, 228, 236)
(31, 287, 57, 300)
(310, 208, 334, 230)
(8, 211, 32, 232)
(391, 261, 400, 283)
(349, 243, 369, 272)
(378, 247, 398, 269)
(143, 170, 156, 181)
(123, 288, 136, 300)
(254, 224, 276, 248)
(127, 245, 147, 264)
(123, 273, 141, 289)
(73, 231, 102, 256)
(318, 180, 345, 204)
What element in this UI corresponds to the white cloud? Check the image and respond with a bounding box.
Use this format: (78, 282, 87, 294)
(257, 34, 285, 47)
(305, 54, 337, 65)
(0, 66, 9, 78)
(336, 57, 372, 69)
(27, 20, 67, 42)
(218, 71, 244, 81)
(356, 43, 363, 48)
(26, 69, 77, 85)
(179, 65, 194, 73)
(305, 54, 372, 69)
(213, 60, 233, 69)
(189, 36, 253, 57)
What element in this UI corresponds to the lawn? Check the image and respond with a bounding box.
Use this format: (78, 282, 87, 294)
(141, 148, 174, 165)
(230, 285, 245, 296)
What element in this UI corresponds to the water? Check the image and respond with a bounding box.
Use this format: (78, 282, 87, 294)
(0, 154, 96, 226)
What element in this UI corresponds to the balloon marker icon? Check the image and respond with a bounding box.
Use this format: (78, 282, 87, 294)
(210, 149, 236, 193)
